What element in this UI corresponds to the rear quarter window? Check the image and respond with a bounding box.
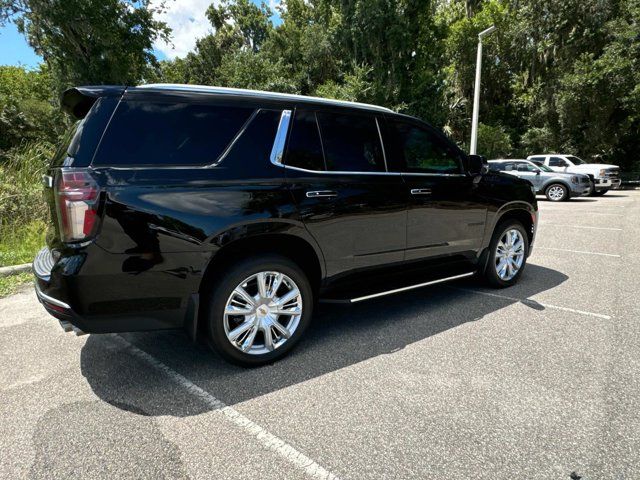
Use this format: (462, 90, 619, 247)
(50, 97, 119, 168)
(92, 101, 254, 166)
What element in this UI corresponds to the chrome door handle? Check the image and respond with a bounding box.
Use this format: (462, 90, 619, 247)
(306, 190, 338, 198)
(410, 188, 432, 195)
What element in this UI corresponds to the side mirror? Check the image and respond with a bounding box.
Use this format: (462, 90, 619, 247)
(468, 154, 489, 175)
(535, 170, 541, 175)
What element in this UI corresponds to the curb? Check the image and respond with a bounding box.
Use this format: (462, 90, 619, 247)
(0, 263, 32, 278)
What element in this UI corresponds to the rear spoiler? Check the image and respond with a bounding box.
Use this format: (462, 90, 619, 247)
(61, 86, 126, 119)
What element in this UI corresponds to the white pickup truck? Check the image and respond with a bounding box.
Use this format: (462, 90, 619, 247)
(527, 154, 621, 196)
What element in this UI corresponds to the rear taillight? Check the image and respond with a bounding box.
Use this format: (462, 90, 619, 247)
(55, 169, 100, 242)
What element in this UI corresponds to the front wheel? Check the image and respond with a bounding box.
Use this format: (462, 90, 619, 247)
(204, 255, 313, 367)
(545, 183, 568, 202)
(482, 220, 529, 288)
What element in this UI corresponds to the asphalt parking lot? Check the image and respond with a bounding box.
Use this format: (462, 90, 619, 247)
(1, 191, 639, 480)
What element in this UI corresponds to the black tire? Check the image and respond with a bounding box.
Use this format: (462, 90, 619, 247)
(204, 254, 313, 367)
(592, 189, 609, 196)
(545, 183, 569, 202)
(482, 220, 529, 289)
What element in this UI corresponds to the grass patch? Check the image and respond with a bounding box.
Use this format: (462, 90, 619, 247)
(0, 272, 33, 298)
(0, 141, 51, 267)
(0, 220, 47, 267)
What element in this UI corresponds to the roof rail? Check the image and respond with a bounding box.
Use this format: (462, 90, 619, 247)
(135, 83, 394, 113)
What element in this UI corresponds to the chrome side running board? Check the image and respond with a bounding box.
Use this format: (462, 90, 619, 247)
(321, 271, 476, 304)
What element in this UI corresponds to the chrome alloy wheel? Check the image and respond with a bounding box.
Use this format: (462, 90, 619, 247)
(494, 229, 525, 281)
(547, 185, 565, 201)
(223, 271, 303, 355)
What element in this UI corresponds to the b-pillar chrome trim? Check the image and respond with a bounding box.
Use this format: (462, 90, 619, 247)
(270, 109, 292, 166)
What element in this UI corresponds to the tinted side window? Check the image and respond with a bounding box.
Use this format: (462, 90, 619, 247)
(388, 120, 462, 174)
(222, 109, 281, 174)
(529, 156, 546, 162)
(549, 156, 568, 167)
(316, 112, 385, 172)
(285, 110, 325, 171)
(93, 101, 254, 166)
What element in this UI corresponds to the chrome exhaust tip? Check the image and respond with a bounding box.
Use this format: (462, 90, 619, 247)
(72, 326, 87, 336)
(58, 320, 87, 336)
(58, 320, 73, 333)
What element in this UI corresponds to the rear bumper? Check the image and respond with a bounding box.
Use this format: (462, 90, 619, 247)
(33, 246, 202, 334)
(34, 281, 89, 334)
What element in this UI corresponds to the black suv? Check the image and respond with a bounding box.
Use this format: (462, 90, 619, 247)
(35, 84, 537, 366)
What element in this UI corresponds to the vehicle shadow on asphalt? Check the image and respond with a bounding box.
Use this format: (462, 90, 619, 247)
(80, 263, 567, 416)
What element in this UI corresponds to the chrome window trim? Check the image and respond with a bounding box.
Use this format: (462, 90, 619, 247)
(270, 109, 292, 166)
(375, 117, 389, 172)
(400, 172, 467, 177)
(276, 163, 466, 177)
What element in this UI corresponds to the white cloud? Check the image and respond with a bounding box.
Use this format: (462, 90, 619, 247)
(151, 0, 216, 59)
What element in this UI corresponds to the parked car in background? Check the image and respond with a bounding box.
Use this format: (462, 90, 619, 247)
(527, 154, 620, 196)
(34, 84, 538, 366)
(489, 159, 592, 202)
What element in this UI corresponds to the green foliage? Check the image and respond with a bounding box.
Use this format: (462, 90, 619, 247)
(0, 141, 52, 231)
(0, 141, 51, 267)
(0, 65, 63, 152)
(520, 126, 556, 154)
(314, 65, 374, 102)
(477, 123, 512, 159)
(0, 0, 170, 89)
(0, 220, 46, 267)
(216, 51, 298, 92)
(2, 0, 640, 175)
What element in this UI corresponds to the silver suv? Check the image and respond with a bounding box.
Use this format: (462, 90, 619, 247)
(489, 159, 592, 202)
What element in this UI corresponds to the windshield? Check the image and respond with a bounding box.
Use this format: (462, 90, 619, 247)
(537, 164, 554, 172)
(567, 155, 586, 165)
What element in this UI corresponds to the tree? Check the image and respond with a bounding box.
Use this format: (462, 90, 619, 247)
(477, 123, 512, 158)
(0, 0, 170, 89)
(0, 65, 62, 153)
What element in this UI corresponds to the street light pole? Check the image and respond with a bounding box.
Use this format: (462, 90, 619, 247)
(470, 25, 496, 155)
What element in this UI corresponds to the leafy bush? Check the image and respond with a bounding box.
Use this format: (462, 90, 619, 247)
(477, 123, 512, 159)
(0, 141, 52, 267)
(0, 66, 64, 153)
(0, 141, 52, 223)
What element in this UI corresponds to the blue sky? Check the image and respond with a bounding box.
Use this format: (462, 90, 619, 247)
(0, 0, 280, 68)
(0, 21, 42, 68)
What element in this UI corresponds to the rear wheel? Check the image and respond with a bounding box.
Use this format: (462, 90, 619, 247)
(482, 220, 529, 288)
(545, 183, 568, 202)
(204, 255, 313, 367)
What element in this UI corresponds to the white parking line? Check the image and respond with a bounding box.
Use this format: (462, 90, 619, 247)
(451, 287, 612, 320)
(536, 247, 621, 258)
(111, 334, 340, 480)
(540, 224, 622, 231)
(540, 211, 623, 217)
